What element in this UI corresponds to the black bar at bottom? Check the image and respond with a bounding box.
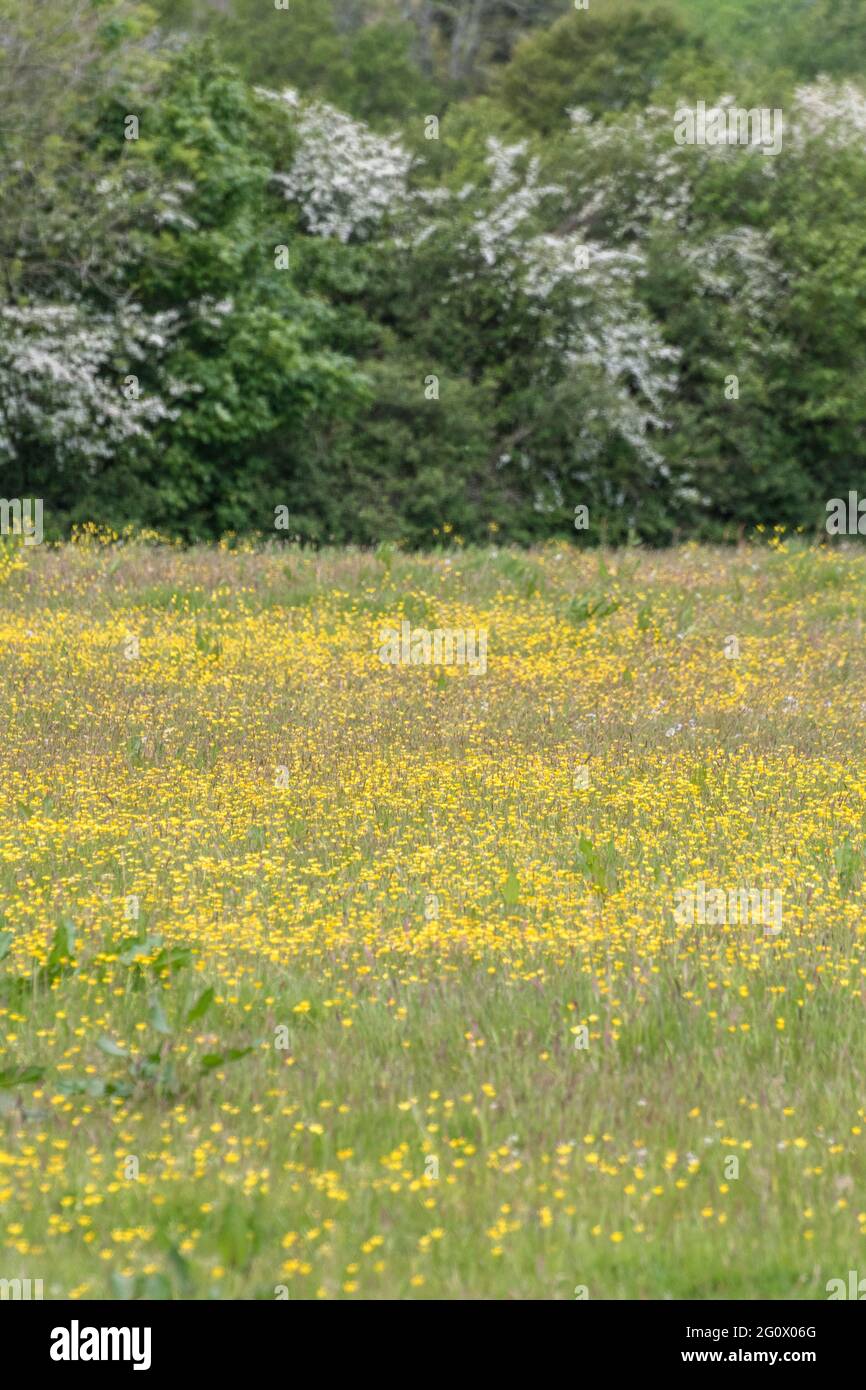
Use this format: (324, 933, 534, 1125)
(3, 1296, 861, 1375)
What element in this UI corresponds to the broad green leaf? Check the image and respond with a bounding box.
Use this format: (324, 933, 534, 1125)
(0, 1065, 46, 1087)
(186, 986, 214, 1023)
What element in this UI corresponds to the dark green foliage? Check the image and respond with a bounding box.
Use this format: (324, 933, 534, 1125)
(496, 3, 712, 131)
(4, 0, 866, 547)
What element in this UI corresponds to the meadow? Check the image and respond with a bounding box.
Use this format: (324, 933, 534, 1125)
(1, 531, 865, 1300)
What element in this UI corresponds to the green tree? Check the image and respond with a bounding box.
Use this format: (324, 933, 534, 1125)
(496, 1, 713, 132)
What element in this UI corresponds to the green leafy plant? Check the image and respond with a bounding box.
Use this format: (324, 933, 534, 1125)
(574, 835, 620, 898)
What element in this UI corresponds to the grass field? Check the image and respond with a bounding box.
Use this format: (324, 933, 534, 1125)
(1, 531, 866, 1300)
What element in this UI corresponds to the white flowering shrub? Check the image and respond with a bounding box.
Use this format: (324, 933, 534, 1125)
(469, 139, 563, 267)
(408, 138, 680, 477)
(0, 303, 180, 472)
(789, 79, 866, 148)
(264, 88, 414, 242)
(565, 105, 693, 241)
(681, 227, 783, 326)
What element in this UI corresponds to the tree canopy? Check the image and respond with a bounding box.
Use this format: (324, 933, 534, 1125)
(2, 0, 866, 543)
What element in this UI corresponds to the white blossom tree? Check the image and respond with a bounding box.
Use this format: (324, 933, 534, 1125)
(262, 88, 415, 242)
(0, 303, 181, 474)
